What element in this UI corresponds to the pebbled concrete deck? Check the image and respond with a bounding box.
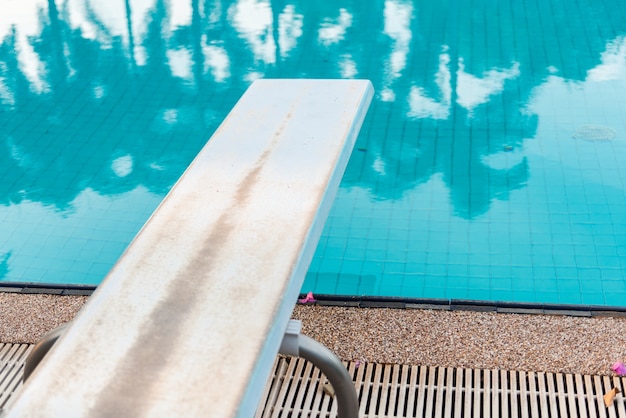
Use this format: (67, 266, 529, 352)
(2, 293, 626, 377)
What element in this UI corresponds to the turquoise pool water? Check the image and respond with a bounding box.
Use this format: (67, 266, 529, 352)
(2, 0, 626, 306)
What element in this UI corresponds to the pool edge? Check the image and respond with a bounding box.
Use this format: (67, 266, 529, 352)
(300, 293, 626, 317)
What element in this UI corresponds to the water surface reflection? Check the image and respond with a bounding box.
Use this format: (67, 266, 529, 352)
(1, 0, 626, 305)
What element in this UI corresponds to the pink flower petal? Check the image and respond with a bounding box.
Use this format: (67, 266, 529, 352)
(298, 291, 316, 304)
(612, 362, 626, 375)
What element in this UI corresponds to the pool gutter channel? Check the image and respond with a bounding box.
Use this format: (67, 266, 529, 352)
(299, 294, 626, 318)
(0, 283, 95, 296)
(0, 284, 624, 317)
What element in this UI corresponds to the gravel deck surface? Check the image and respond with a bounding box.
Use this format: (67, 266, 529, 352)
(2, 293, 626, 376)
(293, 305, 626, 376)
(0, 293, 88, 343)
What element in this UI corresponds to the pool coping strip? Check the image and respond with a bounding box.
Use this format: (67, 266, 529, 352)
(0, 286, 624, 317)
(0, 283, 96, 296)
(299, 294, 626, 317)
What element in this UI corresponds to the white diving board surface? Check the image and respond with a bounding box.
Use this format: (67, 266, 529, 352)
(4, 79, 374, 417)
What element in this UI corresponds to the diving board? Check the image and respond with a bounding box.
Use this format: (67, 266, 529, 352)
(3, 79, 373, 417)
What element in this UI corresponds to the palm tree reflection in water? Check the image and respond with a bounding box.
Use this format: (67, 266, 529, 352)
(0, 0, 625, 299)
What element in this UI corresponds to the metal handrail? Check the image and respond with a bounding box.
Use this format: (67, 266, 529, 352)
(279, 320, 359, 418)
(297, 335, 359, 418)
(23, 324, 68, 382)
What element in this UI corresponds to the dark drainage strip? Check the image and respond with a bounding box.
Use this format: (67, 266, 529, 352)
(0, 282, 96, 296)
(1, 285, 625, 317)
(298, 294, 626, 318)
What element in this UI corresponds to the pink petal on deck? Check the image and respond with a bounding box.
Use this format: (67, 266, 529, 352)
(612, 362, 626, 375)
(298, 291, 316, 303)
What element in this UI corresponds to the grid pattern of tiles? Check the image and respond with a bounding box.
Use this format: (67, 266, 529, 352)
(300, 0, 626, 307)
(2, 0, 626, 307)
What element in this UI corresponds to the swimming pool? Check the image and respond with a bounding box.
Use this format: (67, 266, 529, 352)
(2, 0, 626, 306)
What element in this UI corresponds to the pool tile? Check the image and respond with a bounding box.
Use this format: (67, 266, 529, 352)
(1, 0, 625, 311)
(604, 292, 626, 307)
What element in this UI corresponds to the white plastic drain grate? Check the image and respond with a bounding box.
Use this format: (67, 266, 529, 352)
(0, 343, 32, 410)
(256, 357, 626, 418)
(2, 345, 626, 417)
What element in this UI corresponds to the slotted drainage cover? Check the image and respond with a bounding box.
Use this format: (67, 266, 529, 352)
(257, 357, 626, 418)
(0, 343, 32, 410)
(2, 346, 626, 417)
(572, 125, 616, 141)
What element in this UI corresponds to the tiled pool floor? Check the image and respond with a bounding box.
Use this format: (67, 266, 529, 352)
(2, 0, 626, 307)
